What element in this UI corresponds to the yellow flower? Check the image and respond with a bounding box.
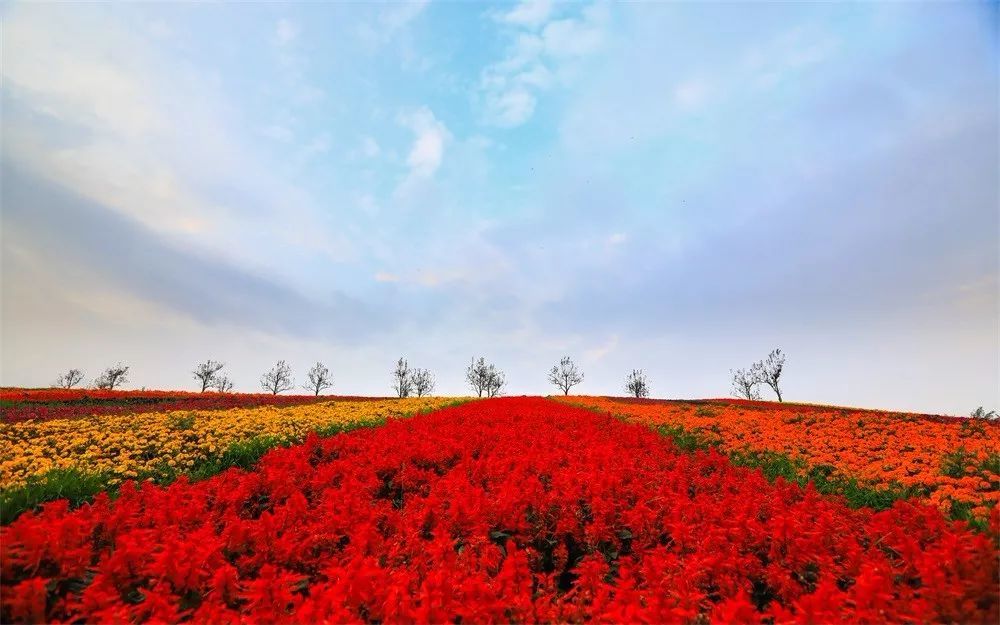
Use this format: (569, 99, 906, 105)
(0, 397, 466, 489)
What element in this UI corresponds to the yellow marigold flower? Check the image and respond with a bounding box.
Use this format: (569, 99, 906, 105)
(0, 397, 465, 489)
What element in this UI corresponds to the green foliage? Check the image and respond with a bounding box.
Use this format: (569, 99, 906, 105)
(654, 424, 716, 452)
(167, 413, 196, 430)
(979, 453, 1000, 476)
(727, 449, 923, 511)
(940, 447, 974, 479)
(0, 467, 110, 525)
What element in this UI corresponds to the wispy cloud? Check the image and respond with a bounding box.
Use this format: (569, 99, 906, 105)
(479, 1, 608, 127)
(359, 0, 429, 47)
(494, 0, 553, 29)
(398, 107, 451, 179)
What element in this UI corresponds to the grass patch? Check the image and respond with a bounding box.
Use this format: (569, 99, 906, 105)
(0, 467, 111, 525)
(653, 424, 718, 452)
(727, 450, 927, 511)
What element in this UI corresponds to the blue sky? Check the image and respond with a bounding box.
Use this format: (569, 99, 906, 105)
(2, 1, 997, 413)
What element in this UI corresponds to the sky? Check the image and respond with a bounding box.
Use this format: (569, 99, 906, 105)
(1, 1, 997, 414)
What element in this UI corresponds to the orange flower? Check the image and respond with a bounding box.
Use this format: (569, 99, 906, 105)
(556, 396, 999, 518)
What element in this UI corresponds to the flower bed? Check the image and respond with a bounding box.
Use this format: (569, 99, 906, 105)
(557, 396, 1000, 520)
(0, 397, 458, 490)
(2, 397, 995, 623)
(0, 388, 382, 423)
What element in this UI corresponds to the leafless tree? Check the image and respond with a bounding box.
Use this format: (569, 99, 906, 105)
(466, 357, 505, 397)
(392, 358, 412, 398)
(94, 364, 129, 390)
(304, 362, 333, 396)
(485, 368, 505, 397)
(757, 348, 785, 402)
(260, 360, 294, 395)
(548, 356, 584, 395)
(214, 375, 234, 393)
(624, 369, 650, 398)
(970, 407, 997, 420)
(56, 369, 84, 389)
(466, 357, 488, 397)
(193, 360, 225, 392)
(411, 368, 435, 397)
(730, 367, 761, 401)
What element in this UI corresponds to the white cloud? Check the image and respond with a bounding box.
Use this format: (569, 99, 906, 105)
(2, 3, 355, 289)
(541, 2, 608, 59)
(374, 271, 400, 283)
(360, 0, 429, 46)
(479, 1, 608, 127)
(495, 0, 553, 29)
(485, 88, 537, 128)
(276, 18, 299, 46)
(398, 107, 451, 178)
(608, 232, 627, 246)
(4, 9, 163, 140)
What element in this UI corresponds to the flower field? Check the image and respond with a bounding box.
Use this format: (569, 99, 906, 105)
(1, 397, 997, 624)
(0, 397, 456, 491)
(555, 396, 1000, 521)
(0, 388, 368, 423)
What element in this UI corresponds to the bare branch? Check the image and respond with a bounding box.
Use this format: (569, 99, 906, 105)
(304, 362, 333, 396)
(547, 356, 583, 395)
(214, 375, 234, 393)
(94, 364, 129, 390)
(56, 369, 84, 389)
(392, 358, 412, 398)
(624, 369, 650, 398)
(466, 357, 505, 397)
(193, 360, 225, 393)
(730, 367, 761, 401)
(758, 349, 785, 402)
(260, 360, 294, 395)
(411, 368, 435, 397)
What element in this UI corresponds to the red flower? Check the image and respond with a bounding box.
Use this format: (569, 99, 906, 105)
(1, 397, 997, 623)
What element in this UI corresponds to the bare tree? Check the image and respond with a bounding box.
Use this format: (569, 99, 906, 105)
(411, 368, 435, 397)
(485, 367, 506, 397)
(757, 348, 785, 402)
(392, 358, 412, 398)
(193, 360, 225, 392)
(970, 407, 998, 420)
(94, 364, 129, 390)
(214, 375, 234, 393)
(260, 360, 294, 395)
(56, 369, 84, 389)
(466, 357, 505, 398)
(730, 367, 761, 401)
(548, 356, 584, 395)
(304, 362, 333, 396)
(624, 369, 650, 398)
(466, 357, 489, 397)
